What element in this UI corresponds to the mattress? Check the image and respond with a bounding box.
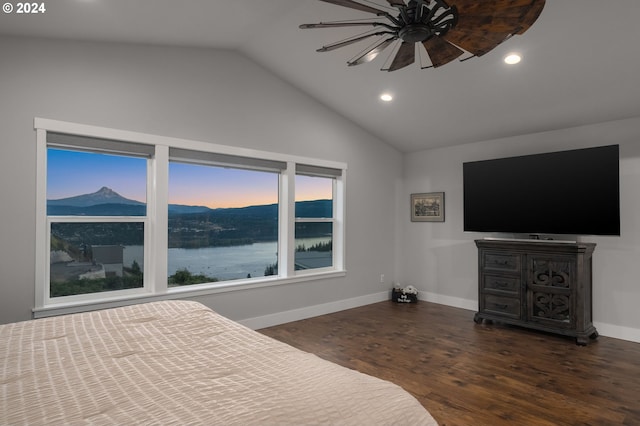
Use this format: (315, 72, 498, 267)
(1, 300, 437, 425)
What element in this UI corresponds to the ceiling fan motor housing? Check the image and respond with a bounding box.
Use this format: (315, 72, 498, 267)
(398, 1, 457, 43)
(399, 24, 434, 43)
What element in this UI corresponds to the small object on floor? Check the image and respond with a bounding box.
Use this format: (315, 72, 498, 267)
(391, 283, 418, 303)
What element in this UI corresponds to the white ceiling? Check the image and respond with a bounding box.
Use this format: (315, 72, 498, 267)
(2, 0, 640, 152)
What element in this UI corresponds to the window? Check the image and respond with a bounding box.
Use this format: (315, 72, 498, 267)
(35, 119, 346, 315)
(167, 161, 279, 286)
(294, 173, 334, 271)
(49, 222, 145, 297)
(44, 137, 151, 305)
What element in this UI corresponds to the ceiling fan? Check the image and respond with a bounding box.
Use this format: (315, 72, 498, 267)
(299, 0, 546, 71)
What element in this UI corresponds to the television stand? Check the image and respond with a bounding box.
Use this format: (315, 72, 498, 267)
(474, 239, 598, 345)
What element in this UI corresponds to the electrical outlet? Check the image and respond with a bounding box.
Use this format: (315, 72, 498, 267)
(380, 274, 385, 283)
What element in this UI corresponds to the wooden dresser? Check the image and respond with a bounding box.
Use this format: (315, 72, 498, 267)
(474, 239, 598, 345)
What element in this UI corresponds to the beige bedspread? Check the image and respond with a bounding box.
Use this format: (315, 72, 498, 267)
(1, 300, 437, 425)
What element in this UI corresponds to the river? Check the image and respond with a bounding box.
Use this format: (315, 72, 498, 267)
(123, 237, 330, 281)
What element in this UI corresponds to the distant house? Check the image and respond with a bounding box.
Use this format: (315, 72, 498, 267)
(92, 245, 124, 277)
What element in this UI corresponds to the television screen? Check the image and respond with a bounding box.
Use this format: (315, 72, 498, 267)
(463, 145, 620, 236)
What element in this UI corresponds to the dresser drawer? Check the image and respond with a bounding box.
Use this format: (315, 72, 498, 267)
(482, 274, 520, 295)
(482, 252, 520, 272)
(482, 294, 520, 318)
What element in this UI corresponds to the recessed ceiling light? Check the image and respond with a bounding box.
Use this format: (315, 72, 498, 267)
(380, 93, 393, 102)
(504, 53, 522, 65)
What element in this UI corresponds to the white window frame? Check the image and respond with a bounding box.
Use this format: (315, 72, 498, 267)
(292, 171, 342, 275)
(34, 118, 347, 317)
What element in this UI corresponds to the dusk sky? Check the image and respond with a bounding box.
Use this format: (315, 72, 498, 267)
(47, 149, 332, 208)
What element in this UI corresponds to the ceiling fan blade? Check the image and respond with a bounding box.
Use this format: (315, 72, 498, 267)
(449, 0, 545, 34)
(443, 28, 511, 56)
(319, 0, 389, 15)
(386, 0, 405, 6)
(317, 31, 394, 52)
(348, 37, 396, 66)
(300, 22, 384, 29)
(387, 41, 415, 71)
(453, 15, 533, 34)
(422, 36, 464, 68)
(413, 0, 426, 22)
(450, 0, 538, 14)
(516, 0, 545, 34)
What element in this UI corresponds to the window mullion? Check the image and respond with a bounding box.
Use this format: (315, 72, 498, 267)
(151, 145, 169, 293)
(280, 162, 296, 278)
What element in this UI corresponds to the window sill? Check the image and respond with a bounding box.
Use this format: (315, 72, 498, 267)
(32, 269, 347, 319)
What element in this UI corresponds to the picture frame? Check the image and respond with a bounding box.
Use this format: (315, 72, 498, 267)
(411, 192, 445, 222)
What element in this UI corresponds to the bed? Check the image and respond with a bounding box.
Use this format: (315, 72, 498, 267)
(1, 300, 437, 425)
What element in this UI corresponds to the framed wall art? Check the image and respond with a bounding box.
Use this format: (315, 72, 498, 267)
(411, 192, 445, 222)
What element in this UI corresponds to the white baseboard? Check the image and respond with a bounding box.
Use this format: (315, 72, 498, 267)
(593, 321, 640, 343)
(240, 290, 640, 344)
(239, 291, 389, 330)
(417, 291, 478, 311)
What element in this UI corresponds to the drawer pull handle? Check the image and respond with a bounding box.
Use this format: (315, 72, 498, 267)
(495, 304, 509, 309)
(496, 281, 510, 288)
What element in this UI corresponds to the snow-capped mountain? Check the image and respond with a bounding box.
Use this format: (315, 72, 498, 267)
(47, 186, 143, 207)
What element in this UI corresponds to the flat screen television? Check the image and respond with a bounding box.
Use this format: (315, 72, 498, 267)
(463, 145, 620, 236)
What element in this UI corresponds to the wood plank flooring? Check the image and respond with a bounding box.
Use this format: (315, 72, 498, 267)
(259, 301, 640, 426)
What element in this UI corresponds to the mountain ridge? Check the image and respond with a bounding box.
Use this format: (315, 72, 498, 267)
(47, 187, 331, 217)
(49, 186, 215, 215)
(48, 186, 143, 207)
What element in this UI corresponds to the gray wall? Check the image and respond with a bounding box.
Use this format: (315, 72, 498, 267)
(0, 36, 399, 324)
(400, 118, 640, 342)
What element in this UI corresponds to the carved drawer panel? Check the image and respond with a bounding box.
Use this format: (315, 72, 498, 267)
(482, 274, 520, 295)
(528, 291, 573, 328)
(482, 252, 520, 272)
(529, 257, 574, 289)
(483, 294, 520, 318)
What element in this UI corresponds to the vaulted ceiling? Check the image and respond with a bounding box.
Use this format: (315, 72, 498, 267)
(2, 0, 640, 152)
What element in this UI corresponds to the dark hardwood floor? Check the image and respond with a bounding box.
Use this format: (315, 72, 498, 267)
(259, 301, 640, 426)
